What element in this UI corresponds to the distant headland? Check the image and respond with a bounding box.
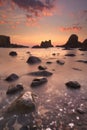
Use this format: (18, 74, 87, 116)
(0, 34, 87, 50)
(0, 35, 29, 48)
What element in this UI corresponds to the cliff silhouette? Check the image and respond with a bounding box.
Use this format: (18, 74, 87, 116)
(56, 34, 87, 50)
(0, 35, 29, 48)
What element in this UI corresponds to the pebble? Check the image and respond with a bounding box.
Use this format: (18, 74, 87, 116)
(0, 117, 4, 121)
(68, 123, 74, 128)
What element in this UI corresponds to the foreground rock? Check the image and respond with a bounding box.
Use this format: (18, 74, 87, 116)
(27, 56, 41, 64)
(6, 83, 24, 95)
(6, 91, 36, 114)
(9, 51, 17, 56)
(56, 60, 65, 65)
(5, 73, 19, 82)
(65, 81, 81, 89)
(31, 77, 48, 87)
(29, 70, 53, 77)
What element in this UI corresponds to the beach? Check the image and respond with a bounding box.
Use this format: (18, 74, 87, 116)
(0, 48, 87, 130)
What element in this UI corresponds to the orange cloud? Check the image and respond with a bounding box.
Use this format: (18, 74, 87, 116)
(60, 25, 82, 32)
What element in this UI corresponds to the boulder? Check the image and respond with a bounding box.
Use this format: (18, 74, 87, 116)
(5, 73, 19, 82)
(6, 83, 24, 95)
(31, 77, 48, 87)
(56, 60, 65, 65)
(6, 91, 36, 114)
(9, 51, 17, 56)
(26, 56, 41, 64)
(29, 70, 53, 77)
(38, 65, 47, 70)
(65, 81, 81, 89)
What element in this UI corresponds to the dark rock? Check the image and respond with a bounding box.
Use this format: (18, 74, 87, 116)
(52, 53, 56, 56)
(5, 73, 19, 82)
(26, 56, 41, 64)
(29, 70, 53, 77)
(56, 60, 65, 65)
(9, 51, 17, 56)
(6, 83, 24, 95)
(76, 107, 85, 114)
(40, 40, 53, 48)
(65, 81, 81, 89)
(38, 65, 47, 70)
(6, 91, 36, 114)
(31, 77, 48, 87)
(65, 53, 76, 57)
(46, 61, 52, 64)
(76, 60, 87, 63)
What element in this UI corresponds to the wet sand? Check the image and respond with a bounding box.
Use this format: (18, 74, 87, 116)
(0, 48, 87, 130)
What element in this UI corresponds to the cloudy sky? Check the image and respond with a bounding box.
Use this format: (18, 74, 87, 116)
(0, 0, 87, 46)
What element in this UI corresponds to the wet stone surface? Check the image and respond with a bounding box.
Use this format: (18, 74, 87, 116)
(0, 90, 87, 130)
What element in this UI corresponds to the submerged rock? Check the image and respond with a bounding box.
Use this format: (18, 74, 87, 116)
(5, 73, 19, 82)
(76, 60, 87, 64)
(56, 60, 65, 65)
(65, 81, 81, 89)
(26, 56, 41, 64)
(29, 70, 53, 77)
(6, 83, 24, 95)
(31, 77, 48, 87)
(6, 91, 36, 114)
(65, 54, 76, 57)
(9, 51, 17, 56)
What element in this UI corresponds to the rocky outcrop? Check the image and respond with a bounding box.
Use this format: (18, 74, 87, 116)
(40, 40, 53, 48)
(0, 35, 29, 48)
(56, 34, 83, 48)
(27, 56, 41, 64)
(79, 39, 87, 51)
(5, 73, 19, 82)
(6, 83, 24, 95)
(6, 91, 36, 114)
(9, 51, 17, 56)
(0, 35, 10, 47)
(65, 81, 81, 89)
(31, 77, 48, 87)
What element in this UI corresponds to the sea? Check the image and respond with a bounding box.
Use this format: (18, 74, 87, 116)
(0, 47, 87, 129)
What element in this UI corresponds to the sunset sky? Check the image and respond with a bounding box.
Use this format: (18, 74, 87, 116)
(0, 0, 87, 46)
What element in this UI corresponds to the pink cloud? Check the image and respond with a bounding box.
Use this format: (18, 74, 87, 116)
(0, 20, 6, 24)
(60, 25, 82, 32)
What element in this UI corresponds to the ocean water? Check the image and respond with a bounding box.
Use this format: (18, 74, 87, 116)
(0, 47, 87, 129)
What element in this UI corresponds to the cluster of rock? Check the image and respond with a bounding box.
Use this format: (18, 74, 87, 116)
(0, 35, 29, 48)
(3, 54, 82, 117)
(56, 34, 87, 51)
(32, 40, 53, 48)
